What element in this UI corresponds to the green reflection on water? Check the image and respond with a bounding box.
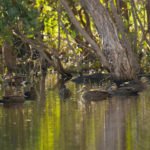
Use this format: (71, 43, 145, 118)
(0, 83, 150, 150)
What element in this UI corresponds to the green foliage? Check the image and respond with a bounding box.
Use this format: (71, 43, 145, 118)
(0, 0, 40, 41)
(0, 0, 150, 72)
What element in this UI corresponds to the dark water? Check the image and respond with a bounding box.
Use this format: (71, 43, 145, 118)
(0, 81, 150, 150)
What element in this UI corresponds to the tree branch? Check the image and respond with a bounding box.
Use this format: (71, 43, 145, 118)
(60, 0, 109, 70)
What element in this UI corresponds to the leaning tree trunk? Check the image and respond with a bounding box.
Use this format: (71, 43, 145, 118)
(81, 0, 140, 81)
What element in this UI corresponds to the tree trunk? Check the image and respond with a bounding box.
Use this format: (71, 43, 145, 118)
(61, 0, 109, 69)
(2, 41, 17, 74)
(146, 0, 150, 32)
(81, 0, 140, 81)
(0, 47, 3, 74)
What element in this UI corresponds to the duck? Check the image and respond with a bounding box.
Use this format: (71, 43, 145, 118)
(59, 84, 71, 100)
(80, 86, 110, 101)
(108, 78, 147, 96)
(0, 96, 25, 103)
(108, 84, 139, 96)
(24, 87, 36, 100)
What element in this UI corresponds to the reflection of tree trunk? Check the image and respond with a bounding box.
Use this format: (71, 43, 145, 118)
(2, 41, 16, 74)
(3, 105, 25, 149)
(39, 74, 46, 101)
(97, 98, 126, 150)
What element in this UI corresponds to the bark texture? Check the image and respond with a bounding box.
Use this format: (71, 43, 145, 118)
(61, 0, 109, 69)
(146, 0, 150, 32)
(81, 0, 140, 80)
(2, 42, 17, 74)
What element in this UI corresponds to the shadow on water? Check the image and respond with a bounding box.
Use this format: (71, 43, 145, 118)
(0, 78, 150, 150)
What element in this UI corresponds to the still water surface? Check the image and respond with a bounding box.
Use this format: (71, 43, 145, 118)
(0, 81, 150, 150)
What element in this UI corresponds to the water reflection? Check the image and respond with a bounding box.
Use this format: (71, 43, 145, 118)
(58, 80, 71, 100)
(0, 82, 150, 150)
